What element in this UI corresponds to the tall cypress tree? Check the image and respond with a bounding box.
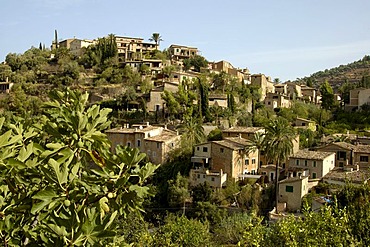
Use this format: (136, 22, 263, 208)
(54, 30, 59, 49)
(198, 77, 210, 122)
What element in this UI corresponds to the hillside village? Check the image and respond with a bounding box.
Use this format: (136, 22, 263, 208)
(2, 32, 370, 245)
(2, 32, 370, 213)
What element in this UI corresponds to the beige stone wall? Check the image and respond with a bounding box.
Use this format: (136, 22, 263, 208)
(349, 88, 361, 106)
(288, 153, 335, 179)
(189, 169, 227, 188)
(211, 143, 244, 180)
(244, 150, 259, 174)
(147, 91, 164, 112)
(211, 143, 234, 176)
(107, 132, 136, 151)
(279, 177, 308, 211)
(317, 145, 351, 167)
(144, 140, 164, 164)
(194, 143, 212, 158)
(358, 88, 370, 107)
(354, 152, 370, 169)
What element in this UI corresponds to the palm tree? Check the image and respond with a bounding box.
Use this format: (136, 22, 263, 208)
(245, 132, 266, 169)
(264, 117, 296, 213)
(149, 33, 163, 50)
(178, 117, 205, 153)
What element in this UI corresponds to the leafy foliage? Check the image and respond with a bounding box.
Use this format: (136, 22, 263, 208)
(0, 89, 158, 246)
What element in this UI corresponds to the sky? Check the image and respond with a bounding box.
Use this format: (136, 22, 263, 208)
(1, 0, 370, 81)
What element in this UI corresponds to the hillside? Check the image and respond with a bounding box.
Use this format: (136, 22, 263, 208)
(297, 55, 370, 91)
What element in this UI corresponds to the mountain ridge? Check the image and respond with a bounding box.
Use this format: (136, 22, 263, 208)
(296, 55, 370, 91)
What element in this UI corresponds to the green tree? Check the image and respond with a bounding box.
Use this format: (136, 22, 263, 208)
(320, 80, 335, 110)
(151, 215, 211, 247)
(0, 89, 158, 245)
(212, 71, 229, 94)
(246, 132, 266, 168)
(161, 90, 180, 121)
(198, 77, 211, 122)
(207, 128, 223, 141)
(264, 117, 296, 213)
(192, 182, 212, 204)
(178, 117, 206, 153)
(184, 55, 208, 72)
(167, 173, 190, 208)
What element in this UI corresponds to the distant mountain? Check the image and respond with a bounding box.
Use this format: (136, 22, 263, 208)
(296, 55, 370, 91)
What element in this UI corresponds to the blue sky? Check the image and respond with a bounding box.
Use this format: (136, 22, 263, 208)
(1, 0, 370, 81)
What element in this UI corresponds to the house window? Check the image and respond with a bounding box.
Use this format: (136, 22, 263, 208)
(296, 160, 299, 166)
(152, 151, 156, 157)
(203, 147, 208, 152)
(157, 143, 160, 149)
(127, 142, 131, 147)
(360, 156, 369, 162)
(245, 159, 249, 165)
(304, 160, 308, 166)
(313, 161, 317, 167)
(312, 173, 317, 179)
(211, 177, 215, 182)
(337, 151, 347, 160)
(203, 175, 206, 178)
(197, 147, 200, 151)
(137, 140, 141, 147)
(220, 148, 224, 153)
(252, 158, 256, 164)
(285, 185, 294, 193)
(197, 174, 200, 179)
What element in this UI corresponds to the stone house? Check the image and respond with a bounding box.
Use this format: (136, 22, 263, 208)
(106, 123, 180, 165)
(323, 167, 370, 186)
(115, 36, 156, 62)
(56, 38, 75, 49)
(69, 39, 96, 56)
(168, 44, 198, 62)
(287, 150, 335, 179)
(209, 60, 247, 82)
(274, 83, 288, 95)
(190, 138, 259, 182)
(279, 176, 309, 211)
(294, 117, 316, 131)
(145, 82, 179, 113)
(211, 137, 259, 180)
(189, 168, 227, 188)
(345, 88, 370, 111)
(250, 74, 275, 101)
(0, 77, 13, 93)
(286, 82, 302, 99)
(301, 85, 318, 104)
(264, 92, 291, 109)
(316, 142, 370, 169)
(209, 94, 228, 108)
(259, 165, 283, 182)
(222, 127, 265, 140)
